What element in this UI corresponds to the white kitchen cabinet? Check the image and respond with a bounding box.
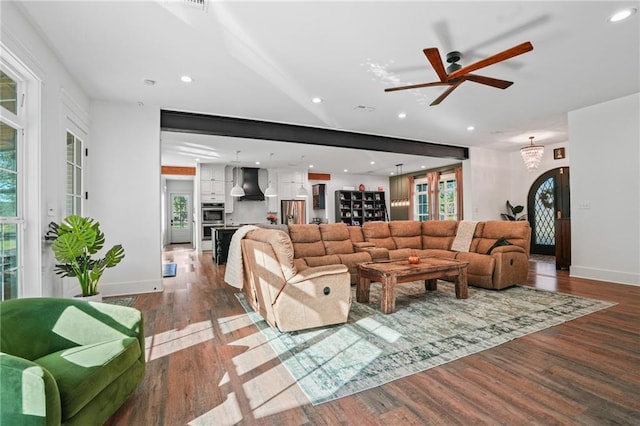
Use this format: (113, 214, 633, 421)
(277, 170, 306, 200)
(200, 164, 226, 203)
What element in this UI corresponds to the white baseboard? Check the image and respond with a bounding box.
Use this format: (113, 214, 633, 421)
(64, 279, 163, 298)
(570, 265, 640, 287)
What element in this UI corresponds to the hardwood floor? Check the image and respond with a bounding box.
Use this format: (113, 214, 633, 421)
(105, 246, 640, 425)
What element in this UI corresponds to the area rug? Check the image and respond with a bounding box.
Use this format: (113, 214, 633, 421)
(236, 281, 615, 405)
(162, 263, 177, 277)
(102, 295, 137, 307)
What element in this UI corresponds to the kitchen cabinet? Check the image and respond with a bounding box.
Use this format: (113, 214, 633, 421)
(200, 164, 226, 203)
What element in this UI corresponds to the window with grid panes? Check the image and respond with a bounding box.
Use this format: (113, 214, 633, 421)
(438, 173, 457, 221)
(66, 131, 83, 216)
(0, 68, 22, 300)
(414, 178, 429, 221)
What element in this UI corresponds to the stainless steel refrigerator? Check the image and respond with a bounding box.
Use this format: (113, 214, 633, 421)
(281, 199, 306, 225)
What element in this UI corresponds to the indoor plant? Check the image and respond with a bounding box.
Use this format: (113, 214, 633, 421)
(502, 200, 527, 221)
(48, 215, 125, 297)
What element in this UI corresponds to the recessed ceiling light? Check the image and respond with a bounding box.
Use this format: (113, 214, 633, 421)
(309, 164, 314, 168)
(390, 172, 395, 175)
(398, 112, 407, 119)
(312, 97, 323, 103)
(181, 75, 193, 83)
(609, 8, 636, 22)
(421, 165, 426, 169)
(370, 161, 375, 165)
(195, 158, 200, 162)
(255, 161, 260, 165)
(467, 126, 475, 131)
(344, 169, 348, 173)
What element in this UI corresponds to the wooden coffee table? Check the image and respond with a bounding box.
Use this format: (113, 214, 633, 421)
(357, 257, 469, 314)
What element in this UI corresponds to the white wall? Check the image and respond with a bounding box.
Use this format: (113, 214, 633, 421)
(2, 1, 91, 297)
(87, 101, 163, 296)
(509, 140, 571, 215)
(568, 93, 640, 286)
(467, 147, 511, 220)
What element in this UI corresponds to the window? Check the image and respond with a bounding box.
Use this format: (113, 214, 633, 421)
(414, 178, 429, 221)
(0, 68, 22, 300)
(438, 173, 457, 221)
(412, 170, 460, 222)
(66, 131, 83, 216)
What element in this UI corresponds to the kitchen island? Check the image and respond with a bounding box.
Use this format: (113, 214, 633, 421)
(214, 227, 240, 265)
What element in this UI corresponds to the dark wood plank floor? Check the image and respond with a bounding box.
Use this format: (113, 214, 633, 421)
(105, 246, 640, 425)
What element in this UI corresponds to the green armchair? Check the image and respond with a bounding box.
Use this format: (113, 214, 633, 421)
(0, 298, 145, 425)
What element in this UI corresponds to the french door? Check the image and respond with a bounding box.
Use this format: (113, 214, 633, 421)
(527, 167, 570, 255)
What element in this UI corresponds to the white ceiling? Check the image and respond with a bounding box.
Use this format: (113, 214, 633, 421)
(16, 1, 640, 175)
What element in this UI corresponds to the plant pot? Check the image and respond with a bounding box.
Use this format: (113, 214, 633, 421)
(74, 292, 102, 302)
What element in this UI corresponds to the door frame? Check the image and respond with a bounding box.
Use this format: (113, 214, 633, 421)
(168, 192, 192, 244)
(527, 167, 570, 255)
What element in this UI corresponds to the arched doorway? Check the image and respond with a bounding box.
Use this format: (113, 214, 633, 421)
(527, 167, 570, 255)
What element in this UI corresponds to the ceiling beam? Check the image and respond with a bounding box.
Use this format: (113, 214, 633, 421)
(160, 110, 469, 160)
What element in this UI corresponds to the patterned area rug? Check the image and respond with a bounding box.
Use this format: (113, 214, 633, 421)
(236, 281, 615, 405)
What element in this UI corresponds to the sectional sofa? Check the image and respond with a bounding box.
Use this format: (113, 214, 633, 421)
(287, 220, 531, 290)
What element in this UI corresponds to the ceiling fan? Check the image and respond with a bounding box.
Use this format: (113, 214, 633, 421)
(385, 41, 534, 106)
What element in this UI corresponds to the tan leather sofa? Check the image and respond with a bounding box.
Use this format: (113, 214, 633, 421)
(288, 220, 531, 290)
(241, 228, 352, 332)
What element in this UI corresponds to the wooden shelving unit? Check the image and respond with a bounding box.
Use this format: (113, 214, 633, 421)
(335, 190, 386, 226)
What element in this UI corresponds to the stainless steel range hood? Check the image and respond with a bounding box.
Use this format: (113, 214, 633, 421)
(239, 167, 265, 201)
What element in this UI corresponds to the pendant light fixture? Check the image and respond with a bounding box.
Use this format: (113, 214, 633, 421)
(520, 136, 544, 171)
(296, 155, 308, 197)
(230, 150, 245, 197)
(264, 153, 277, 197)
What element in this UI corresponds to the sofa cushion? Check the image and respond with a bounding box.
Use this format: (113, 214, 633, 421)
(347, 225, 365, 243)
(454, 251, 496, 281)
(35, 337, 141, 421)
(362, 222, 396, 250)
(421, 221, 458, 250)
(319, 223, 354, 255)
(389, 221, 422, 249)
(304, 255, 341, 268)
(288, 224, 326, 258)
(475, 221, 530, 255)
(337, 252, 373, 281)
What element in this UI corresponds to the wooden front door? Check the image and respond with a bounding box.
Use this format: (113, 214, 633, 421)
(527, 167, 570, 255)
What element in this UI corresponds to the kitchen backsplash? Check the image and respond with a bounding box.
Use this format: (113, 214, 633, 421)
(225, 200, 269, 226)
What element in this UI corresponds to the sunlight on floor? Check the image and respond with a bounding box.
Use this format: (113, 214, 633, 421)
(145, 320, 214, 361)
(187, 392, 242, 426)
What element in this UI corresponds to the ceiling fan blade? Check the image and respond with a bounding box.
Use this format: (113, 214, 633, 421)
(447, 41, 533, 79)
(384, 81, 449, 93)
(465, 74, 513, 89)
(430, 81, 464, 106)
(423, 48, 448, 82)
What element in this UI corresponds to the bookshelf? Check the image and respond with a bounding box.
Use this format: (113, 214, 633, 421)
(335, 190, 387, 226)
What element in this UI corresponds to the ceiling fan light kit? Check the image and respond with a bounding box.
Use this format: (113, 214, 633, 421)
(385, 41, 534, 106)
(521, 136, 544, 171)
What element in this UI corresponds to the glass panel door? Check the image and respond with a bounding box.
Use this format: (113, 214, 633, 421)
(170, 193, 191, 244)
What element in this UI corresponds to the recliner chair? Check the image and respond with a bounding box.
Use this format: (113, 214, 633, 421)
(241, 228, 352, 332)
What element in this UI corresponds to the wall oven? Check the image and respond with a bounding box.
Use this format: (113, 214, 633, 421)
(202, 203, 225, 240)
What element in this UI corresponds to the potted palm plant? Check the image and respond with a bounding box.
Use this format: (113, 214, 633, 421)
(48, 215, 125, 300)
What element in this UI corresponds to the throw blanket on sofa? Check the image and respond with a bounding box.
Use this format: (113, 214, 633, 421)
(224, 225, 259, 289)
(451, 220, 479, 252)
